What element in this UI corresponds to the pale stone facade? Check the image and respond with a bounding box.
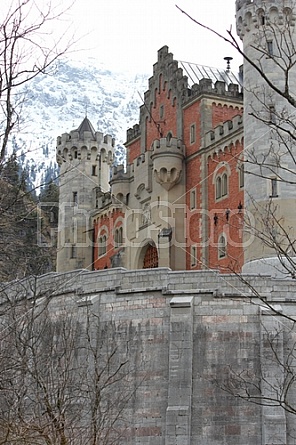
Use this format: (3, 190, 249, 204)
(236, 0, 296, 265)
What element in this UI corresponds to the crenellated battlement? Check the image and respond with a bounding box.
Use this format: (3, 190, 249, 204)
(126, 124, 140, 143)
(111, 164, 130, 182)
(152, 136, 184, 156)
(204, 114, 243, 148)
(236, 0, 296, 39)
(56, 128, 115, 167)
(187, 79, 242, 102)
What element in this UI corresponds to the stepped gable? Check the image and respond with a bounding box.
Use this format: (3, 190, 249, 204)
(126, 47, 242, 144)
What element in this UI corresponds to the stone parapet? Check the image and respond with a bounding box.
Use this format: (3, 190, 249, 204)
(204, 114, 243, 148)
(236, 0, 296, 39)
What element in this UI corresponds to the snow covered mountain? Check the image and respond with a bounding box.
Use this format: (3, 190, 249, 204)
(11, 58, 149, 191)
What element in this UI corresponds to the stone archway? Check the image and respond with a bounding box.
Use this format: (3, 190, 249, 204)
(142, 242, 158, 269)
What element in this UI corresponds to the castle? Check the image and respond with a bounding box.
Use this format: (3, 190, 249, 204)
(56, 49, 244, 273)
(5, 0, 295, 443)
(56, 0, 296, 278)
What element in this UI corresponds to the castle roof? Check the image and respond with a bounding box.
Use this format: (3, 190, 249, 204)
(76, 116, 96, 139)
(179, 60, 242, 88)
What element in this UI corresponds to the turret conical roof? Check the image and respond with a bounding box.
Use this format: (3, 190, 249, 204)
(76, 117, 96, 139)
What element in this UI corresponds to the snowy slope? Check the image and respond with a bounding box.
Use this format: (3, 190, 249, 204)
(11, 58, 149, 190)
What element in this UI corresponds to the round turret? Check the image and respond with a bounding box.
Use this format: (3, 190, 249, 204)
(151, 136, 184, 191)
(56, 117, 115, 273)
(236, 0, 296, 273)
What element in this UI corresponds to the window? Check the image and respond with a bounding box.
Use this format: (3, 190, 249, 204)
(114, 227, 123, 247)
(216, 173, 228, 200)
(216, 176, 222, 200)
(267, 40, 273, 56)
(73, 191, 78, 205)
(239, 163, 244, 188)
(222, 173, 228, 197)
(99, 235, 107, 256)
(191, 245, 197, 267)
(92, 165, 97, 176)
(260, 14, 265, 25)
(71, 245, 76, 258)
(269, 105, 276, 123)
(159, 105, 164, 120)
(190, 189, 196, 210)
(218, 235, 227, 259)
(270, 178, 278, 197)
(74, 150, 78, 159)
(190, 124, 196, 144)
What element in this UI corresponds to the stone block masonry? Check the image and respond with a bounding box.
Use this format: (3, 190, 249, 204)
(2, 267, 296, 444)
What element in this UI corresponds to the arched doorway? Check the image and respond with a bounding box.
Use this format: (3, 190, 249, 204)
(143, 242, 158, 269)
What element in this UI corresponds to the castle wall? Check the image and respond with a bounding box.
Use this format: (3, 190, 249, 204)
(6, 268, 296, 444)
(236, 0, 296, 266)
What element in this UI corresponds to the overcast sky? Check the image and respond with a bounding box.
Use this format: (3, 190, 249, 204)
(67, 0, 242, 74)
(1, 0, 241, 75)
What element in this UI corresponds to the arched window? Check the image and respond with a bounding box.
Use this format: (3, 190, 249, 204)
(118, 227, 123, 245)
(99, 235, 107, 256)
(114, 227, 123, 247)
(218, 234, 227, 259)
(222, 173, 228, 197)
(191, 245, 197, 267)
(216, 176, 222, 200)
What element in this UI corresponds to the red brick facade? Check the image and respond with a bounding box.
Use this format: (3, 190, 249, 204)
(93, 46, 244, 273)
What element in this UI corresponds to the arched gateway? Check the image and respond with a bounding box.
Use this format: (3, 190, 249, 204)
(142, 242, 158, 269)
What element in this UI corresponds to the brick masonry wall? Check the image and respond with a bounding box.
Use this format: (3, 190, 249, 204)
(145, 84, 178, 149)
(206, 142, 244, 272)
(93, 208, 124, 270)
(127, 138, 141, 165)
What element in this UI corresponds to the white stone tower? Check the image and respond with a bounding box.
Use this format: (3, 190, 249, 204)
(56, 117, 114, 273)
(236, 0, 296, 275)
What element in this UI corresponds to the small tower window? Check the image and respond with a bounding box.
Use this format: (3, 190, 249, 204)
(267, 40, 273, 56)
(269, 105, 276, 123)
(71, 245, 77, 259)
(190, 124, 196, 144)
(159, 105, 164, 120)
(270, 178, 278, 197)
(73, 191, 78, 205)
(74, 150, 78, 159)
(92, 165, 97, 176)
(239, 163, 244, 188)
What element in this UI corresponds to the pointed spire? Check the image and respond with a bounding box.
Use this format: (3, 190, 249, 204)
(76, 117, 96, 139)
